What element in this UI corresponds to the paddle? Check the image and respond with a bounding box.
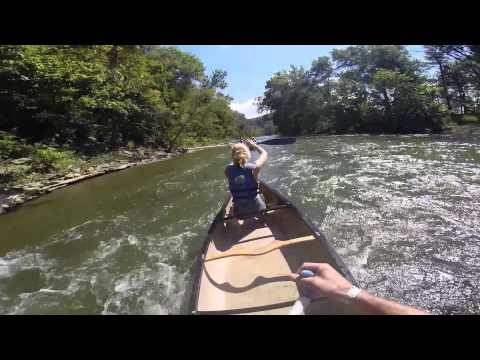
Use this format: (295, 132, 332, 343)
(237, 137, 296, 146)
(256, 137, 296, 146)
(204, 235, 316, 262)
(289, 269, 314, 315)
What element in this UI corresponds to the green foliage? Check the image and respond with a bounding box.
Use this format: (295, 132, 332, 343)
(0, 132, 33, 159)
(31, 146, 76, 173)
(233, 112, 275, 137)
(424, 45, 480, 115)
(0, 45, 242, 155)
(258, 45, 453, 135)
(3, 44, 476, 156)
(0, 131, 78, 185)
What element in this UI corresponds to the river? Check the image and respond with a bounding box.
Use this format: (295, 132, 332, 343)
(1, 134, 479, 314)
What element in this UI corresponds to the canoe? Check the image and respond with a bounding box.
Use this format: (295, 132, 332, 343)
(257, 137, 296, 145)
(234, 137, 297, 146)
(190, 182, 358, 315)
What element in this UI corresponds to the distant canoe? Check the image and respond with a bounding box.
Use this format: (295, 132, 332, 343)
(190, 182, 358, 315)
(257, 137, 296, 145)
(234, 137, 297, 146)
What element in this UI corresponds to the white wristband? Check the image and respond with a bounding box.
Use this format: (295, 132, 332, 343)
(346, 286, 362, 300)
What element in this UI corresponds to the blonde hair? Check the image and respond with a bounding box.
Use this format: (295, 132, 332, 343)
(230, 143, 251, 167)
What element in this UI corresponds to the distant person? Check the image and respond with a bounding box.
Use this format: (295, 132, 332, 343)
(225, 138, 268, 217)
(290, 262, 428, 315)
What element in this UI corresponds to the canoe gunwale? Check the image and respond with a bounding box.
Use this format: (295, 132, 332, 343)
(189, 181, 358, 314)
(263, 184, 358, 287)
(189, 194, 230, 314)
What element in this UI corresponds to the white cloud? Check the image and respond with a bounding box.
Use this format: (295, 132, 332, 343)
(230, 98, 267, 119)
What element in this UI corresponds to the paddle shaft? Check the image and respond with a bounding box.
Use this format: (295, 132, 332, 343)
(256, 137, 296, 146)
(238, 137, 296, 146)
(205, 235, 316, 261)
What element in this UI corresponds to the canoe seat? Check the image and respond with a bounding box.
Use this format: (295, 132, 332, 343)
(222, 204, 289, 221)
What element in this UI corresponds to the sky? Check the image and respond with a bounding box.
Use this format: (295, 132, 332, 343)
(175, 45, 426, 119)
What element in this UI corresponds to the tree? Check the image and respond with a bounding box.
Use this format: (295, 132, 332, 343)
(445, 61, 475, 115)
(433, 46, 480, 84)
(164, 68, 231, 151)
(424, 45, 453, 111)
(0, 45, 242, 155)
(371, 69, 443, 132)
(424, 45, 480, 117)
(259, 45, 447, 135)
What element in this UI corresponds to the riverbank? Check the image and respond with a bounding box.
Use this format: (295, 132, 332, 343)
(444, 122, 480, 136)
(0, 142, 230, 216)
(3, 121, 477, 216)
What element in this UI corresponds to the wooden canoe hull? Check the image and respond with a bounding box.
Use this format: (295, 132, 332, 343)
(190, 182, 358, 315)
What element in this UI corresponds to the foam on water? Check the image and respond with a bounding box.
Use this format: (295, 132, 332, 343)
(0, 209, 198, 314)
(262, 135, 480, 314)
(101, 262, 188, 315)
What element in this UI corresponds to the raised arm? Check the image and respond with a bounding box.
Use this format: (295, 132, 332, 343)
(244, 139, 268, 180)
(290, 263, 428, 315)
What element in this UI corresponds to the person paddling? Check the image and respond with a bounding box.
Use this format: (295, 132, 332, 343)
(225, 138, 268, 218)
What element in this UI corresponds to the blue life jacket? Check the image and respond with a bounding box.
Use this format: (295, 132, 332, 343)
(225, 163, 259, 200)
